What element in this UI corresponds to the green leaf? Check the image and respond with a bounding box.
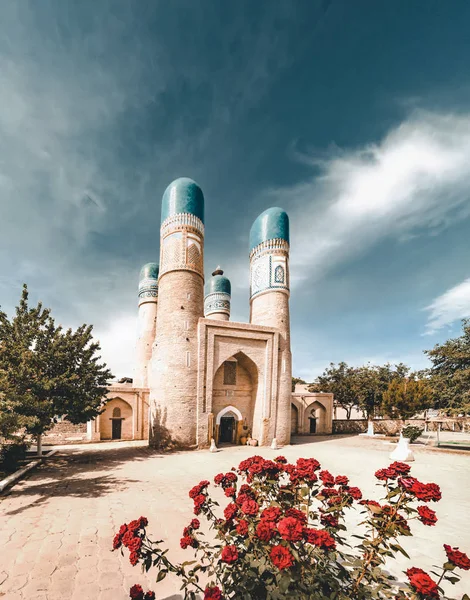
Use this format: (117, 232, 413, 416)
(156, 569, 168, 582)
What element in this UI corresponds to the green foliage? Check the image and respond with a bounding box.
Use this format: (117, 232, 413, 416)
(401, 425, 424, 444)
(0, 440, 28, 473)
(424, 319, 470, 414)
(0, 284, 113, 441)
(309, 362, 360, 419)
(292, 377, 306, 392)
(381, 376, 433, 420)
(310, 362, 412, 419)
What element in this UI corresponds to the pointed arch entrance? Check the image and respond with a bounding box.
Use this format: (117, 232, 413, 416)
(212, 352, 258, 444)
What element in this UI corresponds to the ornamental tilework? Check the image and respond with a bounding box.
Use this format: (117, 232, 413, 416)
(250, 241, 289, 299)
(138, 277, 158, 300)
(204, 292, 230, 316)
(160, 218, 204, 278)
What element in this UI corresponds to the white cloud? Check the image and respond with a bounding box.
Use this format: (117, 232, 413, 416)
(267, 111, 470, 284)
(94, 314, 138, 379)
(424, 277, 470, 334)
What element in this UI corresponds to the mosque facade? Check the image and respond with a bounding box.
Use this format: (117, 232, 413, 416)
(88, 178, 332, 448)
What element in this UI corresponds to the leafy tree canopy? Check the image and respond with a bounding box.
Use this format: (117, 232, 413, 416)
(424, 319, 470, 414)
(0, 285, 113, 445)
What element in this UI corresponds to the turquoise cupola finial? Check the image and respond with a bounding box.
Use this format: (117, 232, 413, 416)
(161, 177, 204, 224)
(249, 207, 289, 252)
(205, 266, 231, 296)
(139, 262, 159, 282)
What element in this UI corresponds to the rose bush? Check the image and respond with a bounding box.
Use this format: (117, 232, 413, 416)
(113, 456, 469, 599)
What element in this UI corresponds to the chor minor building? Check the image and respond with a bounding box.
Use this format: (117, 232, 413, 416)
(87, 178, 333, 448)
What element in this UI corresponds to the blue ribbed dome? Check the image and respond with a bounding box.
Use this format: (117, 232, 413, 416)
(139, 262, 159, 281)
(161, 177, 204, 224)
(249, 207, 289, 252)
(205, 267, 231, 296)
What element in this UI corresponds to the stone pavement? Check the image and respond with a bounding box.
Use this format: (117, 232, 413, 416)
(0, 436, 469, 599)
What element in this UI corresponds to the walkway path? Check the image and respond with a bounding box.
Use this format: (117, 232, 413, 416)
(1, 436, 469, 599)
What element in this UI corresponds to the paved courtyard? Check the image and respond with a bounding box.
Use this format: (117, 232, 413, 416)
(1, 436, 469, 599)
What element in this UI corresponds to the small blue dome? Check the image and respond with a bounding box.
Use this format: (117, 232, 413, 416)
(249, 207, 289, 252)
(205, 267, 231, 296)
(139, 263, 159, 281)
(161, 177, 204, 224)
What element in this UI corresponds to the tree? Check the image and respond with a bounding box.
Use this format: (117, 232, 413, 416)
(424, 319, 470, 414)
(381, 374, 433, 420)
(309, 362, 359, 419)
(292, 377, 306, 392)
(356, 363, 410, 419)
(0, 285, 113, 454)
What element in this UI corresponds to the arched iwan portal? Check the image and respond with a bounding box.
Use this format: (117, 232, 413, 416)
(100, 397, 133, 440)
(304, 401, 328, 435)
(212, 353, 257, 444)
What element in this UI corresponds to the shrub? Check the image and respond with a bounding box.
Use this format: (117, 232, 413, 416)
(402, 425, 424, 443)
(0, 440, 28, 473)
(113, 456, 469, 600)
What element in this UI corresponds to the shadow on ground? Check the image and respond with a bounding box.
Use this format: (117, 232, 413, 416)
(0, 444, 170, 515)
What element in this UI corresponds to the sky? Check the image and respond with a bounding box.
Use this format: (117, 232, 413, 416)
(2, 1, 470, 381)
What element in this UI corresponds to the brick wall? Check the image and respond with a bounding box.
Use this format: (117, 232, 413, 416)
(43, 420, 88, 445)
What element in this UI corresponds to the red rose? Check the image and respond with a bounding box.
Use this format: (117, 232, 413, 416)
(224, 486, 235, 497)
(285, 507, 307, 523)
(347, 486, 362, 500)
(241, 499, 259, 516)
(236, 519, 249, 536)
(256, 520, 275, 541)
(119, 524, 128, 536)
(190, 518, 200, 530)
(128, 519, 141, 533)
(275, 455, 287, 463)
(444, 544, 470, 570)
(238, 484, 254, 496)
(122, 530, 137, 548)
(189, 480, 210, 499)
(320, 488, 337, 497)
(277, 517, 304, 542)
(129, 537, 142, 552)
(204, 585, 224, 599)
(180, 535, 194, 549)
(320, 513, 339, 528)
(389, 461, 411, 476)
(335, 475, 349, 486)
(129, 584, 144, 600)
(221, 545, 238, 564)
(303, 528, 336, 550)
(214, 473, 225, 485)
(193, 494, 206, 515)
(319, 470, 335, 487)
(144, 592, 155, 600)
(261, 506, 282, 522)
(406, 567, 439, 598)
(224, 503, 238, 521)
(417, 506, 438, 526)
(129, 551, 139, 566)
(270, 545, 294, 570)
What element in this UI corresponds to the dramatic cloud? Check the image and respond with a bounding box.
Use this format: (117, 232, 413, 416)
(424, 277, 470, 334)
(267, 111, 470, 284)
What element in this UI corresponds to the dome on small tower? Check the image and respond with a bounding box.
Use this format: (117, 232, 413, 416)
(138, 262, 159, 304)
(161, 177, 204, 224)
(139, 262, 159, 281)
(205, 266, 231, 296)
(249, 207, 289, 252)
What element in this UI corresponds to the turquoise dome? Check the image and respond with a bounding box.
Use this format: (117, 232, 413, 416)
(205, 268, 231, 296)
(161, 177, 204, 224)
(249, 207, 289, 252)
(139, 263, 159, 281)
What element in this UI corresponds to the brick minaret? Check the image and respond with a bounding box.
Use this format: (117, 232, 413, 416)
(148, 178, 205, 448)
(133, 262, 159, 388)
(249, 208, 292, 445)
